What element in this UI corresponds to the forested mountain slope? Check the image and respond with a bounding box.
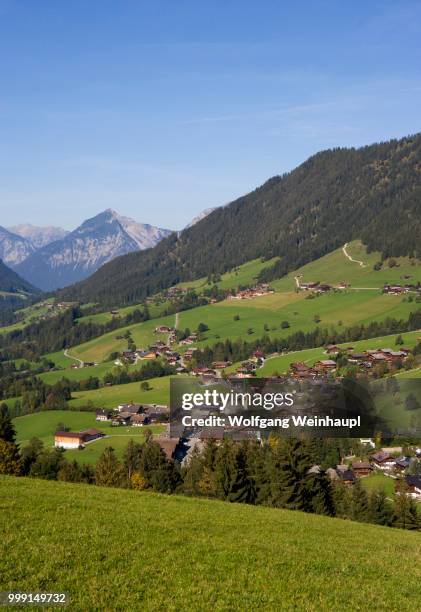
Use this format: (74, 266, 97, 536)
(61, 134, 421, 306)
(0, 259, 39, 295)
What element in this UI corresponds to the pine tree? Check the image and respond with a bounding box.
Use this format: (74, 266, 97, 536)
(0, 403, 16, 443)
(393, 484, 420, 530)
(368, 489, 393, 526)
(228, 443, 256, 505)
(248, 441, 271, 505)
(349, 479, 369, 522)
(269, 439, 312, 510)
(214, 439, 236, 500)
(308, 470, 335, 516)
(21, 437, 44, 475)
(332, 482, 351, 519)
(95, 447, 125, 488)
(57, 460, 83, 483)
(198, 466, 216, 497)
(139, 440, 168, 484)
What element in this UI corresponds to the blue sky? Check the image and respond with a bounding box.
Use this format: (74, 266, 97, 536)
(0, 0, 420, 231)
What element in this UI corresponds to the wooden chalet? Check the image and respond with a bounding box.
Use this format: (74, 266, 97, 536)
(352, 461, 372, 477)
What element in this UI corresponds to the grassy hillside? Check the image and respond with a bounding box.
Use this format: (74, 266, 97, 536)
(273, 240, 421, 292)
(54, 241, 421, 365)
(257, 329, 421, 377)
(1, 476, 420, 610)
(68, 374, 172, 409)
(14, 410, 165, 464)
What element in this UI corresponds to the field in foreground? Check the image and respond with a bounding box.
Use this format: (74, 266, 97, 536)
(1, 477, 420, 611)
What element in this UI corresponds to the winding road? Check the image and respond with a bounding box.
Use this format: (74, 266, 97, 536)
(64, 348, 84, 368)
(342, 243, 366, 267)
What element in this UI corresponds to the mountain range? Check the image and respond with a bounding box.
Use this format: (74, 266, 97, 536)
(0, 211, 172, 291)
(9, 224, 70, 249)
(59, 133, 421, 307)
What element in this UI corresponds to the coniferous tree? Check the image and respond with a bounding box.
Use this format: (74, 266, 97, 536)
(20, 437, 44, 475)
(269, 439, 312, 511)
(349, 479, 369, 522)
(308, 470, 335, 516)
(95, 447, 125, 488)
(368, 489, 393, 526)
(57, 460, 84, 483)
(332, 481, 351, 518)
(138, 440, 168, 485)
(214, 439, 236, 500)
(29, 448, 66, 481)
(228, 443, 256, 505)
(0, 403, 16, 443)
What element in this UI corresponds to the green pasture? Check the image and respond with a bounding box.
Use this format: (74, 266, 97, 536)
(1, 476, 420, 610)
(68, 375, 173, 409)
(13, 410, 165, 463)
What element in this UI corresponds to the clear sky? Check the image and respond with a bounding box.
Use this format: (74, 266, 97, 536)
(0, 0, 420, 231)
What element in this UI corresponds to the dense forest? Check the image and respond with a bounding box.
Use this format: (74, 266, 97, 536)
(0, 305, 150, 362)
(0, 260, 39, 296)
(60, 134, 421, 307)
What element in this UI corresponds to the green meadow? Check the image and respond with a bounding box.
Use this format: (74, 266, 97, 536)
(33, 242, 421, 368)
(257, 329, 421, 376)
(360, 472, 396, 497)
(68, 374, 173, 409)
(272, 240, 421, 292)
(13, 410, 165, 463)
(0, 298, 56, 335)
(63, 431, 166, 464)
(63, 242, 420, 363)
(178, 289, 415, 348)
(37, 359, 156, 385)
(1, 476, 420, 610)
(76, 299, 169, 325)
(68, 314, 176, 363)
(176, 257, 279, 292)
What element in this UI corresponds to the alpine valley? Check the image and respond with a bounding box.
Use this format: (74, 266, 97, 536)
(1, 135, 421, 609)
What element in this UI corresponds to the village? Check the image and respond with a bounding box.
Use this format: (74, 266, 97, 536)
(313, 445, 421, 500)
(53, 401, 421, 501)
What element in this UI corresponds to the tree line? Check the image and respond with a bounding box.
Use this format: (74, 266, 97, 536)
(1, 405, 419, 531)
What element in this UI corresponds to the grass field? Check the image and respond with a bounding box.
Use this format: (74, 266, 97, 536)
(37, 359, 156, 385)
(1, 476, 420, 610)
(272, 240, 421, 292)
(0, 298, 56, 335)
(176, 257, 279, 292)
(39, 242, 421, 366)
(68, 374, 173, 409)
(13, 410, 165, 464)
(68, 314, 176, 363)
(177, 290, 415, 347)
(257, 329, 421, 376)
(76, 299, 169, 325)
(360, 472, 396, 497)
